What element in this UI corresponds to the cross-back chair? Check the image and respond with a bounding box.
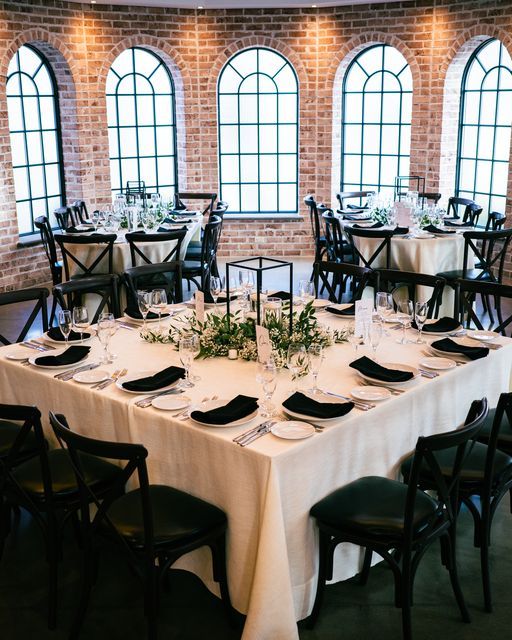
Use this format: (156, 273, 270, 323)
(125, 229, 187, 267)
(124, 263, 183, 313)
(375, 270, 446, 319)
(455, 279, 512, 336)
(174, 191, 217, 215)
(313, 261, 373, 304)
(0, 288, 48, 345)
(304, 195, 327, 265)
(344, 226, 395, 270)
(55, 233, 117, 281)
(182, 215, 222, 293)
(34, 215, 62, 325)
(53, 274, 121, 323)
(54, 206, 78, 231)
(336, 190, 375, 211)
(71, 200, 89, 224)
(418, 192, 442, 206)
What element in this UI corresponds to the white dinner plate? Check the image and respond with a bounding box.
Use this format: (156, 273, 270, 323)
(467, 330, 498, 343)
(350, 386, 391, 401)
(420, 321, 463, 337)
(271, 421, 315, 440)
(428, 344, 469, 362)
(151, 395, 191, 411)
(383, 313, 401, 323)
(412, 230, 435, 239)
(312, 299, 331, 309)
(123, 312, 170, 324)
(28, 349, 89, 370)
(44, 331, 93, 345)
(189, 398, 259, 427)
(116, 371, 182, 394)
(355, 362, 419, 388)
(5, 347, 30, 361)
(419, 357, 456, 371)
(73, 369, 110, 384)
(282, 392, 353, 425)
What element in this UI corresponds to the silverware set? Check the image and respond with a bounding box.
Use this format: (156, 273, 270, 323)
(321, 389, 375, 411)
(54, 363, 100, 381)
(359, 380, 404, 395)
(233, 420, 275, 446)
(20, 340, 56, 352)
(91, 368, 127, 390)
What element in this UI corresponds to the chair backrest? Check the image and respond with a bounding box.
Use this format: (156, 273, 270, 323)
(375, 269, 446, 319)
(313, 261, 373, 303)
(461, 228, 512, 283)
(209, 201, 228, 222)
(71, 200, 89, 224)
(34, 215, 62, 286)
(323, 213, 350, 263)
(419, 192, 442, 205)
(447, 197, 475, 219)
(403, 398, 488, 547)
(0, 288, 49, 345)
(304, 195, 324, 260)
(174, 191, 217, 215)
(484, 211, 506, 232)
(481, 393, 512, 500)
(54, 206, 79, 231)
(200, 215, 222, 291)
(455, 279, 512, 336)
(125, 229, 187, 267)
(53, 274, 120, 323)
(49, 412, 154, 554)
(124, 262, 183, 307)
(54, 233, 117, 280)
(343, 226, 394, 270)
(462, 203, 483, 226)
(336, 191, 375, 211)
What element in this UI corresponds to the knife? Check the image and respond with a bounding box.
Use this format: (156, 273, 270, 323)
(233, 420, 272, 444)
(237, 423, 273, 446)
(55, 363, 100, 380)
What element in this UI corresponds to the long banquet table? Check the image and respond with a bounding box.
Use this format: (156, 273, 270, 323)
(1, 309, 511, 639)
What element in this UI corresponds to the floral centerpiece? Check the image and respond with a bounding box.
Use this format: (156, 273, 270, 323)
(142, 302, 351, 369)
(370, 204, 392, 225)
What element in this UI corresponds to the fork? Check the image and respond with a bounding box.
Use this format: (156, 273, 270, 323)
(94, 368, 127, 391)
(91, 369, 119, 390)
(419, 368, 438, 379)
(321, 390, 375, 411)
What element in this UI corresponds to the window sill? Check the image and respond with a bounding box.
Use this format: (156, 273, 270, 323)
(224, 214, 303, 221)
(17, 233, 41, 248)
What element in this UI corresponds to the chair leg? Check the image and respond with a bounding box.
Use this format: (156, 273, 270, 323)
(442, 531, 470, 623)
(210, 533, 237, 628)
(359, 547, 372, 585)
(70, 545, 95, 639)
(400, 554, 413, 640)
(46, 516, 59, 630)
(480, 526, 492, 613)
(144, 560, 159, 640)
(303, 530, 331, 629)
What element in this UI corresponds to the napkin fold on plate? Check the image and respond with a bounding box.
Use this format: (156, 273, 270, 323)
(122, 366, 186, 392)
(347, 203, 368, 210)
(352, 222, 383, 229)
(413, 316, 460, 333)
(422, 224, 456, 235)
(124, 306, 170, 321)
(269, 291, 291, 301)
(349, 356, 414, 382)
(190, 395, 259, 425)
(393, 226, 410, 235)
(325, 304, 355, 316)
(430, 338, 489, 360)
(283, 392, 354, 419)
(203, 291, 238, 304)
(47, 326, 92, 342)
(444, 220, 473, 228)
(66, 226, 95, 234)
(34, 345, 91, 367)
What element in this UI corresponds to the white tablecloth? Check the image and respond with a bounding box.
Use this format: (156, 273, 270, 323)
(1, 311, 510, 640)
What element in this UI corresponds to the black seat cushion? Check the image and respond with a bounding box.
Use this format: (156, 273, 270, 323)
(185, 246, 201, 260)
(182, 260, 202, 273)
(310, 476, 439, 540)
(0, 420, 39, 458)
(436, 269, 489, 282)
(477, 407, 512, 454)
(12, 449, 122, 500)
(401, 442, 512, 488)
(106, 485, 227, 548)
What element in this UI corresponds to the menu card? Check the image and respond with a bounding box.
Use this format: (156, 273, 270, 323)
(256, 325, 272, 363)
(355, 299, 373, 337)
(195, 290, 205, 323)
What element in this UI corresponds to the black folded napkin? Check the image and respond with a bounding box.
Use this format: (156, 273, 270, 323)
(190, 394, 259, 425)
(393, 226, 410, 235)
(444, 220, 473, 228)
(124, 306, 170, 321)
(352, 222, 384, 229)
(422, 224, 455, 235)
(47, 326, 92, 342)
(34, 345, 90, 367)
(347, 203, 368, 210)
(349, 356, 414, 382)
(66, 226, 95, 233)
(283, 392, 354, 419)
(325, 304, 355, 316)
(413, 317, 460, 333)
(269, 291, 291, 301)
(122, 366, 186, 392)
(430, 338, 489, 361)
(343, 215, 372, 221)
(161, 219, 193, 225)
(203, 291, 237, 304)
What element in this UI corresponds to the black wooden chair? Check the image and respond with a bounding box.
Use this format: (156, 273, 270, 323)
(173, 191, 217, 215)
(419, 192, 442, 205)
(336, 190, 375, 212)
(54, 206, 78, 231)
(34, 215, 62, 325)
(55, 233, 117, 281)
(124, 263, 183, 312)
(446, 197, 481, 225)
(304, 195, 327, 267)
(53, 274, 121, 322)
(477, 393, 512, 457)
(0, 405, 123, 629)
(344, 226, 395, 270)
(401, 393, 512, 612)
(125, 229, 187, 267)
(306, 398, 488, 640)
(455, 279, 512, 336)
(49, 412, 234, 640)
(125, 180, 146, 201)
(313, 261, 373, 304)
(71, 200, 89, 224)
(182, 215, 222, 293)
(375, 270, 446, 319)
(0, 288, 48, 345)
(322, 211, 355, 264)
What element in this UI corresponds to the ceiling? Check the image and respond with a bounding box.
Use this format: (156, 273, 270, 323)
(68, 0, 405, 8)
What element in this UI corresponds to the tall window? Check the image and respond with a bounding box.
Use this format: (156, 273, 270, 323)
(341, 44, 412, 195)
(106, 47, 177, 200)
(6, 45, 64, 235)
(456, 39, 512, 215)
(218, 47, 298, 213)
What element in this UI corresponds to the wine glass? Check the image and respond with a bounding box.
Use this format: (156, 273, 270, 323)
(287, 343, 308, 391)
(414, 301, 429, 344)
(150, 289, 167, 333)
(91, 210, 101, 232)
(396, 300, 414, 344)
(307, 344, 323, 395)
(189, 333, 201, 382)
(58, 310, 72, 346)
(97, 316, 113, 364)
(99, 312, 117, 360)
(72, 306, 89, 344)
(179, 336, 196, 387)
(368, 321, 382, 360)
(299, 280, 315, 306)
(256, 360, 277, 418)
(209, 276, 224, 312)
(137, 290, 151, 335)
(376, 292, 393, 323)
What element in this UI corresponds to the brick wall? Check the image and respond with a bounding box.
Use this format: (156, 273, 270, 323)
(0, 0, 511, 290)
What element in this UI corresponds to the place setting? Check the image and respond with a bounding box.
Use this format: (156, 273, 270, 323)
(349, 355, 420, 390)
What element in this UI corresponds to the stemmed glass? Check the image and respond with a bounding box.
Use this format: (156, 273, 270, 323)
(150, 289, 167, 334)
(97, 315, 113, 364)
(414, 301, 429, 344)
(256, 359, 277, 418)
(209, 276, 224, 313)
(376, 292, 394, 323)
(137, 290, 151, 335)
(287, 343, 308, 392)
(72, 306, 89, 344)
(179, 336, 196, 387)
(368, 321, 382, 360)
(307, 344, 323, 395)
(58, 310, 72, 346)
(299, 280, 315, 306)
(99, 312, 117, 360)
(396, 300, 414, 344)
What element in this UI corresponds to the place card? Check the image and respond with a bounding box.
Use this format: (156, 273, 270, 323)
(355, 299, 373, 337)
(256, 325, 272, 363)
(195, 290, 205, 323)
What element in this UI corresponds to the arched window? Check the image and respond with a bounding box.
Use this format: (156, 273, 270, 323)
(341, 44, 412, 195)
(6, 45, 64, 235)
(217, 47, 298, 213)
(456, 39, 512, 214)
(106, 47, 177, 200)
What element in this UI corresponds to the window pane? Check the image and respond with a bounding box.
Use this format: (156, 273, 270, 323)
(106, 47, 177, 196)
(10, 132, 26, 167)
(218, 47, 298, 213)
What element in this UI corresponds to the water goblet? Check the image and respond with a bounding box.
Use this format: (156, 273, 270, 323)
(287, 343, 308, 392)
(299, 280, 315, 306)
(179, 336, 196, 388)
(189, 334, 201, 383)
(414, 301, 429, 344)
(97, 316, 113, 364)
(396, 300, 414, 344)
(209, 276, 224, 312)
(257, 359, 277, 418)
(137, 290, 151, 335)
(58, 310, 72, 346)
(368, 321, 382, 360)
(72, 306, 89, 344)
(150, 288, 167, 334)
(307, 344, 323, 395)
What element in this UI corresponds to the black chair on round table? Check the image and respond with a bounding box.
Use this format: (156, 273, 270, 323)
(34, 215, 63, 325)
(182, 215, 222, 293)
(336, 190, 375, 212)
(313, 261, 373, 304)
(375, 269, 446, 319)
(0, 288, 49, 345)
(344, 226, 395, 270)
(53, 274, 121, 322)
